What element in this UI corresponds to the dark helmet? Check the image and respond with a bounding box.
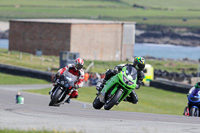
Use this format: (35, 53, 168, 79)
(133, 56, 145, 71)
(195, 82, 200, 89)
(75, 58, 84, 70)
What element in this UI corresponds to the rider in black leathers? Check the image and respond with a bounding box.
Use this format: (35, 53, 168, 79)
(96, 56, 146, 104)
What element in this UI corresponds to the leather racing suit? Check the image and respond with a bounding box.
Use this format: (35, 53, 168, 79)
(52, 64, 85, 99)
(100, 64, 144, 104)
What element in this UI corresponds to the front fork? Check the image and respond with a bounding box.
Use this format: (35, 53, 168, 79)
(99, 84, 121, 103)
(50, 84, 73, 103)
(50, 85, 60, 98)
(61, 88, 75, 104)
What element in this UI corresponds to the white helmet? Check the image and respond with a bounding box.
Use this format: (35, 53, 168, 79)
(75, 58, 84, 70)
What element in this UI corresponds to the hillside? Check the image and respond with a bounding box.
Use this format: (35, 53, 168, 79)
(136, 24, 200, 47)
(0, 0, 200, 27)
(1, 0, 200, 46)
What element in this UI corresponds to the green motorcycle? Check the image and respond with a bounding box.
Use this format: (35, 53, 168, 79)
(93, 65, 138, 110)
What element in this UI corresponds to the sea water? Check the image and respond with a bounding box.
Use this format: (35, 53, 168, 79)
(0, 39, 9, 49)
(134, 43, 200, 60)
(0, 39, 199, 60)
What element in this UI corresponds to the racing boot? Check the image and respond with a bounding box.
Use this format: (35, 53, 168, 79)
(96, 68, 115, 92)
(183, 106, 189, 116)
(65, 98, 71, 104)
(124, 90, 138, 104)
(96, 79, 107, 92)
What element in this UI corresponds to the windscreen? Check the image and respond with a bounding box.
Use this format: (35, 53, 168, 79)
(125, 65, 137, 80)
(62, 71, 78, 85)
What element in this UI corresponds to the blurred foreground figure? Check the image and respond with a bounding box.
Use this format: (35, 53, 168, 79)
(16, 92, 24, 104)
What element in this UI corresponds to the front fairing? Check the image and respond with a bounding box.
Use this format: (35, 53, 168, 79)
(188, 88, 200, 104)
(119, 66, 137, 89)
(100, 65, 137, 103)
(59, 71, 77, 87)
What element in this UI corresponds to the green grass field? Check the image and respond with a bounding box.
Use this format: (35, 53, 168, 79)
(0, 72, 50, 84)
(25, 86, 188, 116)
(0, 49, 59, 71)
(0, 0, 200, 27)
(90, 60, 198, 74)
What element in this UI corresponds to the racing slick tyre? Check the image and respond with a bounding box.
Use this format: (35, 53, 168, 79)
(104, 89, 122, 110)
(189, 107, 199, 117)
(93, 96, 104, 109)
(49, 88, 62, 106)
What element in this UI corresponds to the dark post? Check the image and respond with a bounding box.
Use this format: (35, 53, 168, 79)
(60, 51, 80, 68)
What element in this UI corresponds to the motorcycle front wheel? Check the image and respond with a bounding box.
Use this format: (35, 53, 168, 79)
(189, 107, 199, 117)
(104, 89, 122, 110)
(93, 96, 104, 109)
(49, 88, 62, 106)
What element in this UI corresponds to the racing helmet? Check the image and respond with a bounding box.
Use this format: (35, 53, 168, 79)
(195, 82, 200, 89)
(133, 56, 145, 71)
(75, 58, 84, 70)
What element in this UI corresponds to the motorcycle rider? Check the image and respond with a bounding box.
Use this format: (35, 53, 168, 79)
(49, 58, 85, 103)
(188, 82, 200, 95)
(183, 82, 200, 116)
(96, 56, 145, 104)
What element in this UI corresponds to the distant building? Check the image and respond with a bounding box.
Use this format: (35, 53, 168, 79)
(9, 19, 136, 61)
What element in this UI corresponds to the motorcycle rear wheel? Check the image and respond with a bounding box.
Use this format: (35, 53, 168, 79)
(104, 89, 122, 110)
(93, 96, 104, 109)
(189, 107, 199, 117)
(49, 88, 62, 106)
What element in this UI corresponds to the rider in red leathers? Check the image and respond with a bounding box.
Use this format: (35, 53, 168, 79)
(49, 58, 85, 103)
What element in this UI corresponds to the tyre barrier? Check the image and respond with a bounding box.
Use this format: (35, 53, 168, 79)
(154, 69, 198, 83)
(150, 79, 192, 94)
(0, 63, 54, 82)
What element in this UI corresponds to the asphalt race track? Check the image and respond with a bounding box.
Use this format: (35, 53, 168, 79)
(1, 85, 200, 133)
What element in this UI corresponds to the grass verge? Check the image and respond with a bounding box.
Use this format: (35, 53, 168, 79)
(0, 72, 50, 85)
(24, 86, 187, 116)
